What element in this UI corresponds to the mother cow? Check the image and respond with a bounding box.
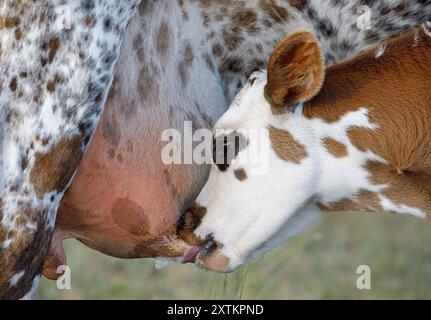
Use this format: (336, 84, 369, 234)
(0, 0, 141, 299)
(45, 0, 431, 277)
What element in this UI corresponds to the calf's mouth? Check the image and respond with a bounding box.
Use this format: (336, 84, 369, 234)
(177, 202, 229, 270)
(181, 240, 217, 264)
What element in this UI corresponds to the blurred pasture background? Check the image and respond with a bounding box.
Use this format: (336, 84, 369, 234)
(37, 213, 431, 299)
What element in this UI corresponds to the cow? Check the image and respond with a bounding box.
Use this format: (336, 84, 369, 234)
(178, 25, 431, 272)
(44, 0, 431, 280)
(0, 0, 141, 299)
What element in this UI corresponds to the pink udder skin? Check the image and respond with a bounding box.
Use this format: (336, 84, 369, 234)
(43, 108, 202, 279)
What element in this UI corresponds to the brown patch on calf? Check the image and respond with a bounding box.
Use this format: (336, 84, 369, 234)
(304, 28, 431, 217)
(365, 161, 431, 216)
(313, 30, 431, 174)
(318, 189, 383, 212)
(177, 203, 208, 245)
(269, 127, 307, 164)
(111, 198, 149, 236)
(323, 137, 348, 158)
(303, 28, 430, 123)
(30, 135, 83, 198)
(234, 168, 248, 181)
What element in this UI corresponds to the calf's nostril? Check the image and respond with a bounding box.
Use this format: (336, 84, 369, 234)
(203, 239, 217, 253)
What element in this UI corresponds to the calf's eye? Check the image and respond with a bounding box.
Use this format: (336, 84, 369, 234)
(212, 132, 248, 172)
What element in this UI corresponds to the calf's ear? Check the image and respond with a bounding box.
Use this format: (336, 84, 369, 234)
(265, 31, 325, 114)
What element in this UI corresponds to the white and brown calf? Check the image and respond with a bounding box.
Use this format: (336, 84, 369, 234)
(47, 0, 431, 279)
(0, 1, 140, 299)
(180, 26, 431, 273)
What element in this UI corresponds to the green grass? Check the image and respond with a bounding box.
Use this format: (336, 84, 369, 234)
(36, 212, 431, 299)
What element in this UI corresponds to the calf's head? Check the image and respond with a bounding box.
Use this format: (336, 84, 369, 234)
(179, 31, 325, 272)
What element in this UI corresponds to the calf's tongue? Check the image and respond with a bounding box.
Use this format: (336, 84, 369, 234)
(182, 245, 204, 263)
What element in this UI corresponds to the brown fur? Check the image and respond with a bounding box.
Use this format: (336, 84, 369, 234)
(111, 198, 150, 236)
(265, 31, 325, 114)
(234, 168, 248, 181)
(365, 161, 431, 215)
(323, 137, 348, 158)
(302, 28, 431, 215)
(0, 205, 50, 299)
(269, 127, 308, 164)
(177, 203, 208, 245)
(318, 189, 383, 213)
(156, 22, 171, 56)
(30, 135, 83, 198)
(259, 0, 289, 25)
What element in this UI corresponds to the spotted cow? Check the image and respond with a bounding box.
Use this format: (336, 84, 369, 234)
(44, 0, 431, 282)
(180, 25, 431, 272)
(0, 0, 141, 299)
